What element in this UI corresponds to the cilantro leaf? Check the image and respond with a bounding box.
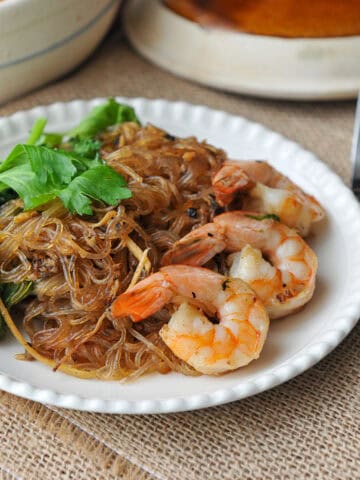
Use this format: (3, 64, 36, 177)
(0, 143, 101, 186)
(27, 145, 77, 185)
(2, 281, 33, 307)
(0, 99, 135, 215)
(26, 118, 47, 145)
(0, 145, 130, 213)
(246, 213, 280, 222)
(37, 132, 63, 148)
(68, 98, 140, 139)
(0, 145, 78, 209)
(115, 104, 140, 125)
(69, 137, 102, 159)
(1, 144, 77, 186)
(59, 165, 132, 215)
(24, 117, 63, 150)
(28, 146, 103, 183)
(0, 144, 28, 171)
(0, 163, 59, 210)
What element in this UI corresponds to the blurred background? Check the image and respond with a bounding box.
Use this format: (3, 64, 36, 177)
(0, 0, 359, 182)
(1, 0, 360, 104)
(1, 3, 360, 480)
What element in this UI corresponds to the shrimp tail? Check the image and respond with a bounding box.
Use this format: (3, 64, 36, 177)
(111, 272, 174, 322)
(212, 162, 254, 206)
(162, 223, 226, 266)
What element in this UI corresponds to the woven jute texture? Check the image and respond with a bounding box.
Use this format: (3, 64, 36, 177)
(0, 30, 359, 480)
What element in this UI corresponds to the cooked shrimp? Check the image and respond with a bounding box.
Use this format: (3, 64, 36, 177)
(212, 160, 325, 236)
(211, 162, 253, 206)
(111, 265, 269, 374)
(162, 212, 318, 319)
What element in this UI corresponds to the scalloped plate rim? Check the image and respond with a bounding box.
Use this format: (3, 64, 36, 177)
(0, 97, 359, 414)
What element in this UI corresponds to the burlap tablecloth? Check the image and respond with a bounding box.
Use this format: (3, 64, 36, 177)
(0, 29, 359, 480)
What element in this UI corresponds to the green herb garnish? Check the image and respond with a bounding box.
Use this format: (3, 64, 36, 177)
(0, 162, 58, 210)
(26, 118, 47, 145)
(68, 97, 140, 139)
(1, 144, 77, 183)
(68, 137, 102, 159)
(24, 117, 63, 149)
(25, 117, 63, 149)
(1, 282, 33, 306)
(38, 132, 64, 149)
(59, 165, 132, 216)
(246, 213, 280, 222)
(0, 99, 138, 216)
(0, 281, 33, 339)
(0, 144, 130, 215)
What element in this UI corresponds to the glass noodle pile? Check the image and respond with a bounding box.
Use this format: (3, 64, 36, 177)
(0, 99, 227, 380)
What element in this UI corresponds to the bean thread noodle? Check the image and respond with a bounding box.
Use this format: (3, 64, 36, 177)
(0, 122, 227, 380)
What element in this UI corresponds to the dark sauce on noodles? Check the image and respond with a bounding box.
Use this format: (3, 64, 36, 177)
(0, 122, 226, 380)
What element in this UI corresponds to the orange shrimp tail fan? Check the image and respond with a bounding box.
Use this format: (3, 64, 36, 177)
(112, 273, 174, 322)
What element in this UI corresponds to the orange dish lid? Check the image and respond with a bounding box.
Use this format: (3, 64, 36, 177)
(164, 0, 360, 38)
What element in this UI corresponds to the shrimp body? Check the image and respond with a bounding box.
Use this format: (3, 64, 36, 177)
(111, 265, 269, 374)
(212, 161, 325, 236)
(162, 212, 318, 319)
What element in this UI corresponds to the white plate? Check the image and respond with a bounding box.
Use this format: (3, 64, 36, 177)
(125, 0, 360, 100)
(0, 98, 360, 414)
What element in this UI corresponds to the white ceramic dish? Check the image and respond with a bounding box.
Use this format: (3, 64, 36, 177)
(125, 0, 360, 100)
(0, 97, 360, 414)
(0, 0, 121, 105)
